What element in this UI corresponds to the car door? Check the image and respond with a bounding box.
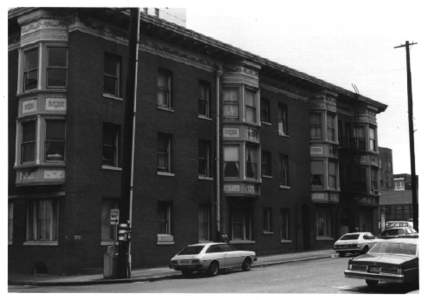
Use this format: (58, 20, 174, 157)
(205, 244, 226, 268)
(222, 244, 242, 268)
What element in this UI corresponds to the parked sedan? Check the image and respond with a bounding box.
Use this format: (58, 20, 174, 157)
(344, 238, 418, 287)
(333, 232, 377, 257)
(169, 242, 257, 276)
(380, 227, 417, 239)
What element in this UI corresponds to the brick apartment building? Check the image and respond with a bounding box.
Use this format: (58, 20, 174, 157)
(8, 8, 387, 274)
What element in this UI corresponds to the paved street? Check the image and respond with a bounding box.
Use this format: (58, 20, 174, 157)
(9, 257, 418, 293)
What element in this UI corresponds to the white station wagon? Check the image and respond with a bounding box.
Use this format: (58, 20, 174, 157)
(169, 242, 257, 276)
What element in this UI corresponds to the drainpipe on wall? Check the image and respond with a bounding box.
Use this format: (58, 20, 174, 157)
(215, 66, 223, 240)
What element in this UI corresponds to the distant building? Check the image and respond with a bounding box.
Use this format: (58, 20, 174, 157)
(142, 8, 186, 26)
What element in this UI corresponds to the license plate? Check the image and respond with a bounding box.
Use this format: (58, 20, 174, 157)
(368, 266, 381, 273)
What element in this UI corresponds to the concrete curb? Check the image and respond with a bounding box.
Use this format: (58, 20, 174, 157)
(8, 253, 334, 286)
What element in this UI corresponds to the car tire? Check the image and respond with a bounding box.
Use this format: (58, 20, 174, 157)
(181, 270, 193, 277)
(365, 279, 379, 287)
(362, 246, 369, 254)
(208, 261, 219, 276)
(241, 258, 252, 271)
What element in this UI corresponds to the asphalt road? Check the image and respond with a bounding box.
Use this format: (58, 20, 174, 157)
(9, 256, 418, 293)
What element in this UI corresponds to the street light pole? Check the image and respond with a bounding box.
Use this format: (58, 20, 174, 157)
(394, 41, 418, 232)
(117, 7, 140, 278)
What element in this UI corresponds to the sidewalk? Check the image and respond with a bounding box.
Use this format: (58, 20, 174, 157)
(9, 249, 335, 286)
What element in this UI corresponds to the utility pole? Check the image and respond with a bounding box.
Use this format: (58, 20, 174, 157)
(117, 7, 140, 278)
(394, 41, 418, 232)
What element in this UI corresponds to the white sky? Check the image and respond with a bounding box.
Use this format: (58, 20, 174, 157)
(1, 0, 427, 296)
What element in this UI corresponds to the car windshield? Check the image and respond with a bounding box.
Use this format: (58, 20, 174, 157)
(340, 234, 360, 240)
(369, 242, 417, 255)
(178, 245, 204, 255)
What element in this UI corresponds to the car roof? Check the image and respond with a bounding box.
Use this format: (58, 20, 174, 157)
(185, 242, 226, 247)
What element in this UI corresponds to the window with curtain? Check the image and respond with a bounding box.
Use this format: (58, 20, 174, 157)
(26, 199, 58, 241)
(157, 69, 172, 108)
(23, 47, 39, 91)
(223, 88, 239, 120)
(246, 143, 258, 179)
(278, 103, 288, 136)
(21, 120, 36, 163)
(157, 133, 173, 173)
(310, 112, 322, 139)
(230, 208, 252, 240)
(245, 89, 257, 123)
(45, 119, 65, 161)
(223, 145, 240, 177)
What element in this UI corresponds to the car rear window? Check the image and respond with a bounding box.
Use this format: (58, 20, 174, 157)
(369, 242, 417, 255)
(340, 234, 360, 240)
(178, 245, 204, 255)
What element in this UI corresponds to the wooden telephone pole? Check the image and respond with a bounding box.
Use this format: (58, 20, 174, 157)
(394, 41, 418, 232)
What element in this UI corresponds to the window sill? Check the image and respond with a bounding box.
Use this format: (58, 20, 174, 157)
(263, 231, 274, 235)
(102, 165, 122, 171)
(262, 121, 272, 126)
(198, 175, 213, 181)
(23, 241, 59, 246)
(102, 93, 123, 101)
(229, 239, 256, 245)
(280, 185, 291, 190)
(278, 133, 290, 138)
(17, 88, 67, 97)
(198, 115, 212, 121)
(316, 236, 334, 241)
(262, 175, 273, 179)
(100, 241, 118, 246)
(157, 106, 175, 113)
(157, 171, 175, 177)
(281, 239, 293, 244)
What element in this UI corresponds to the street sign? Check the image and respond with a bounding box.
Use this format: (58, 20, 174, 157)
(110, 209, 120, 225)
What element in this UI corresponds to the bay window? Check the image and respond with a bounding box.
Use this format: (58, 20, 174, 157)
(224, 145, 240, 177)
(47, 47, 67, 88)
(327, 112, 336, 141)
(311, 160, 324, 188)
(328, 161, 337, 189)
(369, 126, 377, 151)
(45, 119, 65, 161)
(21, 120, 36, 163)
(245, 89, 257, 124)
(23, 47, 39, 91)
(245, 143, 258, 179)
(223, 88, 239, 120)
(310, 112, 322, 139)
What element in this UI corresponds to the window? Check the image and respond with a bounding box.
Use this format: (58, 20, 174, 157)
(310, 112, 322, 139)
(223, 145, 240, 177)
(23, 47, 39, 91)
(158, 202, 172, 234)
(198, 140, 211, 177)
(328, 161, 337, 189)
(9, 201, 13, 244)
(245, 89, 257, 123)
(316, 208, 332, 238)
(352, 166, 367, 191)
(157, 133, 173, 173)
(198, 206, 210, 242)
(311, 161, 324, 188)
(223, 88, 239, 120)
(394, 179, 405, 191)
(262, 150, 272, 177)
(353, 126, 366, 150)
(157, 69, 172, 108)
(100, 199, 118, 242)
(327, 112, 336, 141)
(261, 98, 271, 123)
(47, 47, 67, 88)
(45, 119, 65, 162)
(230, 208, 252, 240)
(26, 199, 58, 242)
(280, 208, 290, 240)
(278, 103, 288, 136)
(371, 167, 378, 192)
(263, 207, 273, 233)
(102, 123, 120, 167)
(198, 81, 211, 117)
(104, 53, 121, 97)
(369, 126, 377, 151)
(279, 154, 289, 186)
(21, 120, 36, 163)
(246, 143, 258, 179)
